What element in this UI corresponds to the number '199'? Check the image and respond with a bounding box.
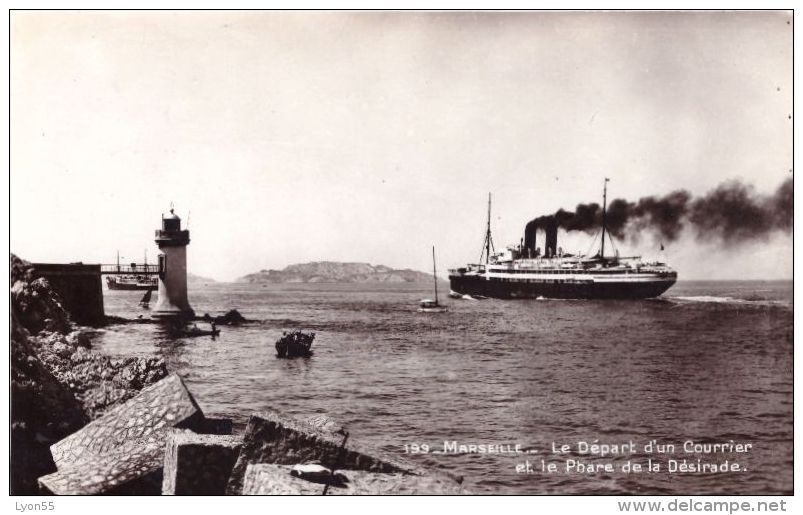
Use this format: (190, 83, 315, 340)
(403, 443, 430, 454)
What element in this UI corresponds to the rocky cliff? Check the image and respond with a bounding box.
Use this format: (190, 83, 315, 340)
(10, 254, 168, 494)
(237, 261, 436, 284)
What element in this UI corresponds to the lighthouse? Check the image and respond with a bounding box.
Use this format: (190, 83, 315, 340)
(153, 208, 194, 319)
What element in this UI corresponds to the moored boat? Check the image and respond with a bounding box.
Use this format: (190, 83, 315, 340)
(106, 250, 159, 290)
(106, 275, 158, 290)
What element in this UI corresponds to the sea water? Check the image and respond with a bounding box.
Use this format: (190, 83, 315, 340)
(92, 280, 792, 494)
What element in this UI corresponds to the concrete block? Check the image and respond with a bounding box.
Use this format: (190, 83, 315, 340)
(225, 411, 433, 494)
(305, 414, 344, 434)
(242, 464, 465, 495)
(39, 436, 170, 495)
(40, 374, 203, 495)
(194, 417, 233, 435)
(50, 374, 202, 469)
(162, 432, 242, 495)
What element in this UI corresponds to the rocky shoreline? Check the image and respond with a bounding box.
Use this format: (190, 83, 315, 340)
(11, 254, 168, 494)
(10, 253, 465, 495)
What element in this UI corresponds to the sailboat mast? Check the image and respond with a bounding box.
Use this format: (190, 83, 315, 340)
(600, 178, 609, 258)
(432, 246, 438, 304)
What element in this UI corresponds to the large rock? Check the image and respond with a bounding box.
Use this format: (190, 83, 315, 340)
(10, 253, 33, 284)
(225, 411, 440, 494)
(162, 432, 242, 495)
(30, 332, 168, 419)
(11, 277, 72, 334)
(50, 374, 202, 468)
(10, 315, 86, 494)
(242, 464, 465, 495)
(9, 254, 169, 494)
(201, 309, 248, 325)
(38, 434, 177, 495)
(11, 318, 86, 441)
(39, 374, 204, 495)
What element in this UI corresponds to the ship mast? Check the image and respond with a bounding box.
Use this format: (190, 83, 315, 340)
(482, 193, 495, 264)
(432, 246, 439, 305)
(600, 178, 609, 259)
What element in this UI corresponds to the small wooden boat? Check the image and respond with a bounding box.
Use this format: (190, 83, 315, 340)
(418, 246, 448, 313)
(276, 331, 315, 358)
(170, 323, 220, 338)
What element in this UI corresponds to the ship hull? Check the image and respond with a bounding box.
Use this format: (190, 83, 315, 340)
(449, 275, 676, 299)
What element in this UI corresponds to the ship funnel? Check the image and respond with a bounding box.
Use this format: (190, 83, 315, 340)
(523, 220, 538, 256)
(545, 219, 558, 258)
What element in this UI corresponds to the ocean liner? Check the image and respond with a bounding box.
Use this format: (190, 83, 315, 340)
(448, 180, 677, 299)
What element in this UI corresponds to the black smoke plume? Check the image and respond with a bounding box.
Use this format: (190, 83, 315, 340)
(526, 178, 792, 245)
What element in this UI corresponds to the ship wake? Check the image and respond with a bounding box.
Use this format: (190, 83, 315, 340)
(669, 295, 791, 309)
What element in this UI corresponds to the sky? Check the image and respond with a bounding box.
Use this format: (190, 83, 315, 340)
(10, 11, 793, 281)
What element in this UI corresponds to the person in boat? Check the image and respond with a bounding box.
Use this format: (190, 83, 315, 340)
(211, 321, 216, 332)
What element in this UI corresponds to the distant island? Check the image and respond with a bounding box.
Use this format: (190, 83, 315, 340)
(187, 272, 217, 285)
(236, 262, 438, 284)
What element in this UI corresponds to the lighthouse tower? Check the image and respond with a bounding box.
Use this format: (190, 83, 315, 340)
(153, 208, 194, 319)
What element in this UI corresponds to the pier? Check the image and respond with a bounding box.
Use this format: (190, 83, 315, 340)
(29, 261, 160, 326)
(100, 263, 160, 275)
